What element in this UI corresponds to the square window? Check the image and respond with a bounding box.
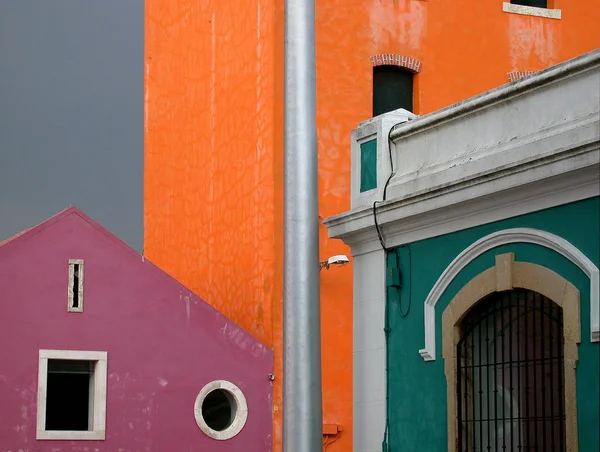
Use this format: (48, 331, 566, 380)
(46, 360, 93, 431)
(37, 350, 107, 440)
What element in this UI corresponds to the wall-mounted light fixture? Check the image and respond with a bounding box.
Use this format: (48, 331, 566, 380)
(319, 254, 350, 271)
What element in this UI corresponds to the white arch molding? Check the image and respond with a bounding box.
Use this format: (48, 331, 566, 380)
(419, 228, 599, 361)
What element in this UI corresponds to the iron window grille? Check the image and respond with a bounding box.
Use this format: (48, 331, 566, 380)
(457, 289, 566, 451)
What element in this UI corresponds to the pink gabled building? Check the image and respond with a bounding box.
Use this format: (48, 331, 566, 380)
(0, 207, 273, 451)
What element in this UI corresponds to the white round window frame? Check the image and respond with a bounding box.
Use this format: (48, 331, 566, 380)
(194, 380, 248, 440)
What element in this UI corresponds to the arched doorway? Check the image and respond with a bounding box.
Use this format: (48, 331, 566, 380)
(456, 289, 566, 451)
(441, 254, 580, 452)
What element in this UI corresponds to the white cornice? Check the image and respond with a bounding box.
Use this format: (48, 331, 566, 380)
(386, 113, 598, 202)
(388, 50, 600, 143)
(325, 148, 600, 254)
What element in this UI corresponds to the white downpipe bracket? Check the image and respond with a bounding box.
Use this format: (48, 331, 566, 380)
(420, 228, 600, 361)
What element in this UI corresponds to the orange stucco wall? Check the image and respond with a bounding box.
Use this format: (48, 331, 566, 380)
(144, 1, 599, 451)
(144, 0, 285, 448)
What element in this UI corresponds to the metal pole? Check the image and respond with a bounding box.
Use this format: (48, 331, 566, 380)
(283, 0, 322, 449)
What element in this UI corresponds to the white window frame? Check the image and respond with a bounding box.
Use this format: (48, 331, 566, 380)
(502, 2, 562, 20)
(194, 380, 248, 440)
(67, 259, 84, 313)
(36, 350, 108, 440)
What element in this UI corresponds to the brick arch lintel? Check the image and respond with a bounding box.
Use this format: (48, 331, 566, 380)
(508, 70, 536, 82)
(370, 54, 422, 73)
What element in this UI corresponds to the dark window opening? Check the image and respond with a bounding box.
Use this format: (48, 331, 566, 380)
(456, 289, 566, 451)
(202, 389, 235, 431)
(511, 0, 548, 8)
(72, 264, 80, 308)
(45, 360, 94, 431)
(373, 65, 413, 117)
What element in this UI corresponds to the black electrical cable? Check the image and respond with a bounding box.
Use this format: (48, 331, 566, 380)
(373, 120, 406, 251)
(377, 120, 410, 452)
(395, 244, 412, 318)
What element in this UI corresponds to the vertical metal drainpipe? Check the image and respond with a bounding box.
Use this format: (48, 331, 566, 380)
(283, 0, 322, 450)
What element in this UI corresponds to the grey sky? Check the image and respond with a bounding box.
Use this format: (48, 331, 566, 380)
(0, 0, 144, 250)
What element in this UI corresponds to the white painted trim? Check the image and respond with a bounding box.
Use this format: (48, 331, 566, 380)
(351, 110, 417, 210)
(502, 2, 562, 20)
(67, 259, 84, 313)
(388, 50, 598, 144)
(352, 249, 387, 450)
(352, 177, 598, 258)
(327, 160, 600, 256)
(36, 349, 108, 440)
(420, 228, 600, 361)
(39, 349, 106, 360)
(194, 380, 248, 440)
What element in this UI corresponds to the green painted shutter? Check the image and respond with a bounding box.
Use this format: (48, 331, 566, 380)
(360, 139, 377, 192)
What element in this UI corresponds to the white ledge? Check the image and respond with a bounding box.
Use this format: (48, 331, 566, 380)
(378, 49, 600, 220)
(325, 152, 600, 254)
(503, 2, 561, 20)
(388, 50, 598, 143)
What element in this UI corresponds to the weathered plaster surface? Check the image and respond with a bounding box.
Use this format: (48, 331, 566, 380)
(503, 2, 562, 20)
(0, 209, 273, 451)
(144, 1, 600, 451)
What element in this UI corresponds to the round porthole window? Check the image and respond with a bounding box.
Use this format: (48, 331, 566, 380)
(194, 380, 248, 440)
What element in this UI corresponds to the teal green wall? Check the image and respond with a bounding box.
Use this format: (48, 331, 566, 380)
(387, 197, 599, 451)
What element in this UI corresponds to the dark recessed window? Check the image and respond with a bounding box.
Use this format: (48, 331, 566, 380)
(373, 66, 414, 117)
(68, 259, 84, 312)
(511, 0, 547, 8)
(72, 263, 81, 308)
(45, 360, 94, 431)
(201, 389, 236, 432)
